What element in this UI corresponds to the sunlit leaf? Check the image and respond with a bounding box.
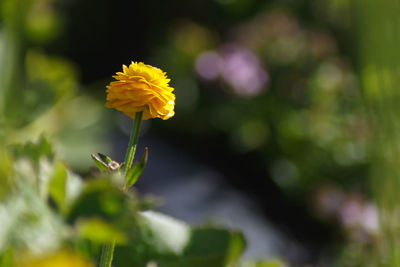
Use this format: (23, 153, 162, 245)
(114, 211, 246, 267)
(91, 153, 121, 172)
(0, 247, 14, 267)
(242, 259, 288, 267)
(49, 161, 67, 212)
(125, 148, 148, 188)
(90, 154, 109, 172)
(0, 149, 13, 200)
(178, 228, 246, 267)
(98, 153, 112, 165)
(76, 217, 128, 245)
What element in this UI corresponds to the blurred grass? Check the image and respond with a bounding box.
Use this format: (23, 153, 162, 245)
(353, 0, 400, 265)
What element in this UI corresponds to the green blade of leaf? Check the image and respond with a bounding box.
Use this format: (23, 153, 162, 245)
(98, 153, 112, 164)
(125, 147, 148, 187)
(91, 154, 109, 172)
(49, 161, 67, 212)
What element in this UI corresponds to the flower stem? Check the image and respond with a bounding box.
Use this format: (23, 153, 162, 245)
(99, 241, 115, 267)
(99, 111, 142, 267)
(123, 111, 143, 175)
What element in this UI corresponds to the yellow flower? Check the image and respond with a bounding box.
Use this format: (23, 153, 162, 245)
(105, 62, 175, 120)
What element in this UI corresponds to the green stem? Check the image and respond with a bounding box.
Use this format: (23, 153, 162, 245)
(99, 111, 142, 267)
(123, 111, 143, 175)
(99, 241, 115, 267)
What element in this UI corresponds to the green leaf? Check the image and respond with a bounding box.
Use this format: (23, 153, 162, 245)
(49, 161, 67, 212)
(67, 179, 138, 237)
(10, 135, 53, 166)
(0, 247, 15, 267)
(125, 147, 148, 187)
(114, 211, 246, 267)
(0, 150, 13, 200)
(98, 153, 112, 165)
(139, 211, 191, 255)
(91, 153, 121, 172)
(242, 259, 288, 267)
(226, 229, 246, 265)
(91, 154, 109, 172)
(76, 217, 128, 245)
(177, 228, 246, 267)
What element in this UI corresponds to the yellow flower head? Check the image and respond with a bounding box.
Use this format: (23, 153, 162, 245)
(105, 62, 175, 120)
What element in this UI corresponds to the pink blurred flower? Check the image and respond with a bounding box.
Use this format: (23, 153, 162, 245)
(195, 51, 222, 80)
(195, 45, 268, 96)
(220, 45, 268, 96)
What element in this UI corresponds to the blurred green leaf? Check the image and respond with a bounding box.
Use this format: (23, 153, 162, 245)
(67, 178, 137, 234)
(76, 217, 128, 245)
(242, 259, 288, 267)
(114, 211, 246, 267)
(0, 247, 15, 267)
(25, 1, 62, 44)
(0, 149, 13, 200)
(125, 148, 148, 188)
(176, 228, 246, 267)
(23, 50, 78, 125)
(10, 135, 53, 166)
(139, 211, 191, 255)
(49, 161, 67, 212)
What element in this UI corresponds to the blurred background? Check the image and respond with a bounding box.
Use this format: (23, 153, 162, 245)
(1, 0, 400, 265)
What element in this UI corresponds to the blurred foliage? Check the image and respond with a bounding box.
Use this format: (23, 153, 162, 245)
(0, 0, 109, 171)
(145, 1, 368, 204)
(0, 137, 250, 267)
(0, 0, 253, 266)
(2, 0, 400, 265)
(342, 0, 400, 266)
(109, 0, 397, 264)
